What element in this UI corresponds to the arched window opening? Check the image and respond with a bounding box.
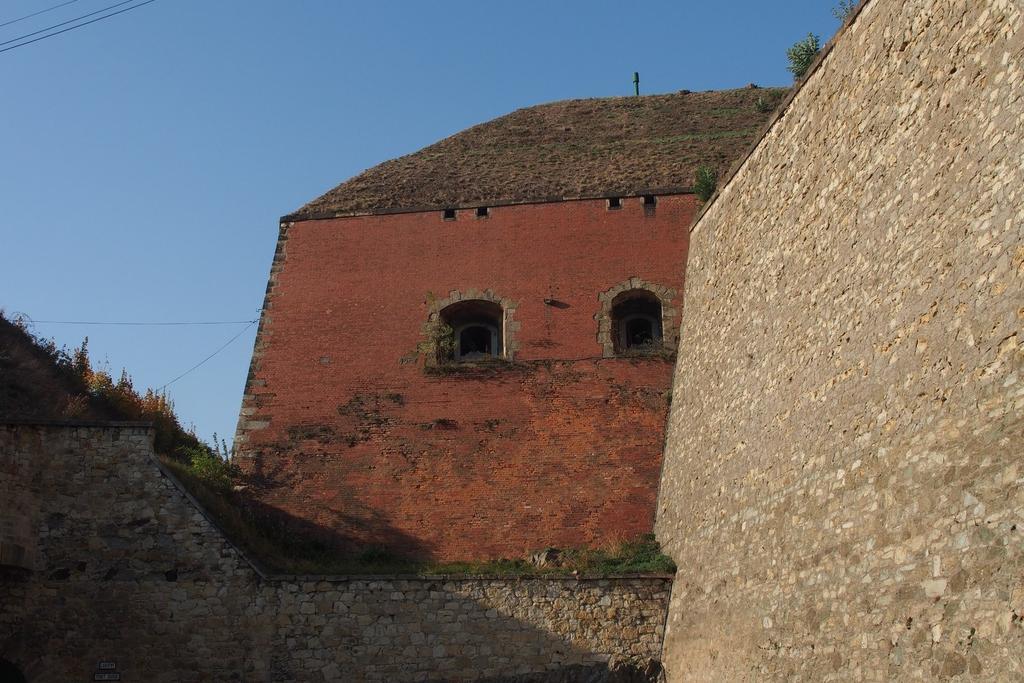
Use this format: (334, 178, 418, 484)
(440, 299, 503, 362)
(611, 290, 662, 353)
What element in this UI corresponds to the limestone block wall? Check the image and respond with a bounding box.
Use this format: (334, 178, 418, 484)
(269, 576, 669, 682)
(0, 424, 670, 682)
(0, 424, 270, 681)
(0, 422, 39, 571)
(655, 0, 1023, 680)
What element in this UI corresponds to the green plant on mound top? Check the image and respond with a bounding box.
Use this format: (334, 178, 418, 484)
(787, 33, 821, 81)
(694, 164, 718, 203)
(833, 0, 856, 24)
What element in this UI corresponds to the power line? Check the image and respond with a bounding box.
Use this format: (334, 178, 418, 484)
(0, 0, 83, 29)
(0, 0, 157, 54)
(157, 320, 257, 391)
(29, 319, 259, 326)
(0, 0, 140, 47)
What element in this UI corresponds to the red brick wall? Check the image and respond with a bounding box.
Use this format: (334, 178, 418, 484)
(236, 194, 695, 561)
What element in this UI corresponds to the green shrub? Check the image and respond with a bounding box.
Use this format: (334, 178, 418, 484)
(786, 33, 821, 81)
(549, 533, 676, 575)
(694, 165, 718, 202)
(177, 444, 236, 491)
(833, 0, 856, 23)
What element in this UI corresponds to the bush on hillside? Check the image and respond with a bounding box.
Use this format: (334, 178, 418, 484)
(2, 312, 202, 460)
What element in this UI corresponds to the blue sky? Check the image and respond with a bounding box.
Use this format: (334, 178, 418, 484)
(1, 0, 841, 446)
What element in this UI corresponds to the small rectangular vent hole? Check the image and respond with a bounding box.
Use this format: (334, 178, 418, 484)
(443, 208, 456, 220)
(607, 197, 622, 210)
(476, 206, 489, 218)
(643, 194, 657, 216)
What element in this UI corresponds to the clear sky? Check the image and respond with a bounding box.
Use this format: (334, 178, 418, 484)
(1, 0, 842, 447)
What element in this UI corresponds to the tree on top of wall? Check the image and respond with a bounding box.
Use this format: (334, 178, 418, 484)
(786, 33, 821, 81)
(833, 0, 857, 24)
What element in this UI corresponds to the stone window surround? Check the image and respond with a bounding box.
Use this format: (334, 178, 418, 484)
(595, 278, 679, 358)
(426, 289, 520, 363)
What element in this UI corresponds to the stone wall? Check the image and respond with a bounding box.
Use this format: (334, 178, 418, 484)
(655, 0, 1023, 680)
(270, 576, 668, 682)
(0, 424, 270, 681)
(0, 422, 38, 571)
(0, 424, 670, 682)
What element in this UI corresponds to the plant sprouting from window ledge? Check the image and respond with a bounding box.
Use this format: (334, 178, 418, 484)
(400, 293, 456, 366)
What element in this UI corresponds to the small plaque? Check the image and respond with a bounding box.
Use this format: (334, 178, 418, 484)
(94, 674, 121, 681)
(98, 662, 117, 670)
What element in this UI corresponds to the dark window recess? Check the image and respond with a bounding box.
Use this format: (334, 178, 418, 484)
(476, 206, 489, 218)
(643, 195, 657, 215)
(611, 289, 662, 354)
(625, 317, 655, 346)
(0, 660, 26, 683)
(443, 208, 456, 220)
(607, 197, 622, 210)
(439, 299, 503, 362)
(459, 326, 493, 357)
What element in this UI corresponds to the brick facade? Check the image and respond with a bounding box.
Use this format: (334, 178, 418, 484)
(235, 194, 694, 561)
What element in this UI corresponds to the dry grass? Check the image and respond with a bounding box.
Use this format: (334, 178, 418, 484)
(292, 87, 789, 218)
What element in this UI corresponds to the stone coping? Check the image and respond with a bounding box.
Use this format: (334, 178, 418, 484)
(264, 573, 675, 583)
(0, 419, 154, 428)
(283, 190, 693, 223)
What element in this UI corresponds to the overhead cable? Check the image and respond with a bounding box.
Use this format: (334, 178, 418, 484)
(156, 320, 258, 391)
(29, 318, 258, 326)
(0, 0, 157, 54)
(0, 0, 83, 29)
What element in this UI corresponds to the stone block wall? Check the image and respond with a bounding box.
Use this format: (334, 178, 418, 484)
(655, 0, 1023, 680)
(0, 422, 38, 571)
(0, 424, 270, 681)
(0, 424, 670, 681)
(269, 576, 668, 682)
